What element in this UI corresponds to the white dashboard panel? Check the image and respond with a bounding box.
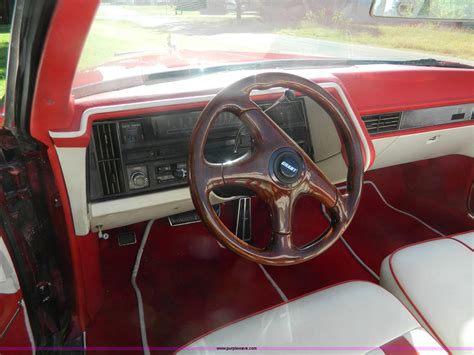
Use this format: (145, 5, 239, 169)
(56, 147, 89, 236)
(89, 189, 237, 232)
(369, 125, 474, 170)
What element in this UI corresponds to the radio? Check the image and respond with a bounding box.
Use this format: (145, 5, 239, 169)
(125, 162, 188, 191)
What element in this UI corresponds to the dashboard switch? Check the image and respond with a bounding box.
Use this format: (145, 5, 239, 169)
(173, 168, 187, 179)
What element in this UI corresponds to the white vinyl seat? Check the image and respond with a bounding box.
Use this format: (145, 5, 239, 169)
(178, 281, 445, 354)
(380, 231, 474, 354)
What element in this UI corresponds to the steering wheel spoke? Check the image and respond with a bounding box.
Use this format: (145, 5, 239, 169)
(267, 232, 296, 255)
(240, 108, 297, 154)
(200, 161, 225, 192)
(304, 162, 339, 209)
(267, 189, 295, 235)
(220, 157, 268, 193)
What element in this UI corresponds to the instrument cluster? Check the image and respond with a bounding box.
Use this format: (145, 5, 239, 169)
(88, 98, 313, 201)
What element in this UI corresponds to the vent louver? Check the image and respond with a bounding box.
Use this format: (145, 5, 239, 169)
(361, 112, 402, 135)
(93, 122, 125, 196)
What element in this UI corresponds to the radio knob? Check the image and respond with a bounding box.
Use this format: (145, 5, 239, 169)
(173, 168, 187, 179)
(131, 171, 148, 188)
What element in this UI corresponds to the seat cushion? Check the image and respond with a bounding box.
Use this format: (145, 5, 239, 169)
(380, 232, 474, 352)
(177, 281, 444, 354)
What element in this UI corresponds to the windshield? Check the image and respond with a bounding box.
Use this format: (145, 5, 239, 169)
(75, 0, 474, 89)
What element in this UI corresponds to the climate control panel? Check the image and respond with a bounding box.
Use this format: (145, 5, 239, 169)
(127, 166, 149, 190)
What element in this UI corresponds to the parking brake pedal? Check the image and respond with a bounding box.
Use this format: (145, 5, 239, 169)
(235, 197, 251, 242)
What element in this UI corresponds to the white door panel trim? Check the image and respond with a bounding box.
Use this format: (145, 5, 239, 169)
(0, 237, 20, 294)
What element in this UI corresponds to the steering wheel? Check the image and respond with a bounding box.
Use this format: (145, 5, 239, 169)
(188, 72, 364, 266)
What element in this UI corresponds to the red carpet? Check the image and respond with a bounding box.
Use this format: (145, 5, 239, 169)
(86, 199, 378, 352)
(136, 217, 283, 349)
(261, 196, 377, 299)
(85, 223, 146, 354)
(365, 155, 474, 235)
(86, 156, 473, 350)
(342, 182, 439, 274)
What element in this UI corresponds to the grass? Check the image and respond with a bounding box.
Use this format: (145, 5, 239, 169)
(79, 5, 259, 70)
(0, 25, 11, 102)
(82, 5, 474, 70)
(279, 21, 474, 61)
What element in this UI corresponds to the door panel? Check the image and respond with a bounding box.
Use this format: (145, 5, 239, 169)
(0, 237, 33, 351)
(1, 305, 32, 349)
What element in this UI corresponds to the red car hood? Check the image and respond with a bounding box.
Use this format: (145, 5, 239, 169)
(73, 50, 323, 87)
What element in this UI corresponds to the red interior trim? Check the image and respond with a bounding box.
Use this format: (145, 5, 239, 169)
(30, 0, 100, 145)
(336, 67, 474, 116)
(448, 230, 474, 238)
(449, 237, 473, 251)
(448, 229, 474, 252)
(0, 305, 32, 348)
(0, 291, 21, 336)
(380, 334, 418, 355)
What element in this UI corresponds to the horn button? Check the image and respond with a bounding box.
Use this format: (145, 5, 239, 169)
(270, 148, 305, 185)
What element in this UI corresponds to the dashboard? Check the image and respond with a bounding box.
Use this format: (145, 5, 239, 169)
(88, 98, 313, 201)
(47, 66, 474, 236)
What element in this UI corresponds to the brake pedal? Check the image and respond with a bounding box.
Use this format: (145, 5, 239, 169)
(235, 197, 251, 242)
(168, 205, 220, 226)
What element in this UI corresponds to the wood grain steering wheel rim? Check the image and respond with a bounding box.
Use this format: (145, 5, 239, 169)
(188, 72, 364, 266)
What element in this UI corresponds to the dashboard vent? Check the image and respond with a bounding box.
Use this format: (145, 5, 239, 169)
(361, 112, 402, 135)
(92, 122, 125, 196)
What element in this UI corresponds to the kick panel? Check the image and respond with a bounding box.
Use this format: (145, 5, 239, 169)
(88, 98, 313, 201)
